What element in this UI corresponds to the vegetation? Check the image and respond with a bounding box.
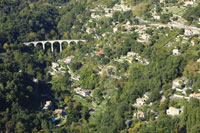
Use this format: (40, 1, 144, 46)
(0, 0, 200, 132)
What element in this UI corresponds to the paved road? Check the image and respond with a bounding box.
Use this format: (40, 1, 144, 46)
(136, 16, 200, 34)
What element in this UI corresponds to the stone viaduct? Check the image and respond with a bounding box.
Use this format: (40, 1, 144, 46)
(23, 40, 86, 52)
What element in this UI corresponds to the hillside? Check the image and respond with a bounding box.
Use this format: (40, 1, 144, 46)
(0, 0, 200, 132)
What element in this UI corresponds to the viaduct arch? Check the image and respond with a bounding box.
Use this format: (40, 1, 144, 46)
(23, 40, 86, 52)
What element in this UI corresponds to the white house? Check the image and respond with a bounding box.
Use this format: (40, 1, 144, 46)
(191, 40, 195, 46)
(42, 101, 52, 111)
(172, 78, 182, 89)
(199, 18, 200, 24)
(160, 0, 165, 3)
(153, 15, 160, 20)
(62, 56, 74, 64)
(54, 109, 66, 118)
(166, 107, 181, 116)
(172, 49, 181, 56)
(113, 27, 118, 33)
(184, 1, 194, 6)
(189, 93, 200, 99)
(74, 88, 90, 97)
(185, 28, 193, 36)
(91, 13, 101, 19)
(161, 95, 166, 103)
(141, 34, 150, 41)
(144, 92, 150, 99)
(136, 98, 146, 106)
(86, 28, 92, 34)
(121, 4, 131, 11)
(172, 77, 189, 90)
(197, 58, 200, 63)
(127, 52, 137, 57)
(52, 62, 59, 70)
(125, 24, 133, 32)
(104, 13, 112, 17)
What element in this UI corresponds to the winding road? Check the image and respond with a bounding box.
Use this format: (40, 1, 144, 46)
(136, 16, 200, 34)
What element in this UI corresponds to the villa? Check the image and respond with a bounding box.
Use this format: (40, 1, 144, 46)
(185, 28, 193, 36)
(190, 93, 200, 99)
(136, 97, 146, 106)
(172, 49, 181, 56)
(42, 101, 52, 111)
(54, 109, 66, 118)
(166, 107, 182, 116)
(74, 87, 90, 97)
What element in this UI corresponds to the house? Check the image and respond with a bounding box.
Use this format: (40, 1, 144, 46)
(121, 4, 131, 11)
(142, 59, 149, 65)
(96, 49, 104, 55)
(144, 92, 150, 99)
(127, 52, 137, 57)
(91, 13, 101, 19)
(185, 28, 193, 36)
(189, 93, 200, 99)
(141, 34, 150, 41)
(52, 62, 59, 70)
(71, 74, 80, 81)
(197, 58, 200, 62)
(136, 25, 147, 31)
(191, 40, 195, 46)
(42, 101, 52, 111)
(153, 15, 160, 20)
(62, 56, 74, 64)
(74, 87, 90, 97)
(136, 98, 146, 106)
(172, 77, 189, 89)
(113, 27, 118, 33)
(134, 111, 145, 119)
(33, 78, 38, 83)
(126, 21, 131, 25)
(166, 107, 181, 116)
(159, 0, 164, 2)
(86, 28, 92, 34)
(104, 13, 112, 17)
(161, 95, 166, 102)
(102, 33, 106, 37)
(172, 49, 181, 56)
(112, 0, 131, 12)
(172, 78, 182, 89)
(184, 1, 194, 6)
(54, 109, 66, 118)
(125, 24, 133, 32)
(113, 4, 122, 11)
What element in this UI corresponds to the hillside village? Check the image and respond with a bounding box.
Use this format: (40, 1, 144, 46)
(40, 0, 200, 129)
(1, 0, 200, 132)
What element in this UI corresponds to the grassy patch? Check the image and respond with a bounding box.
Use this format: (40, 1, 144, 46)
(73, 95, 93, 108)
(133, 2, 149, 17)
(163, 6, 186, 16)
(154, 29, 180, 48)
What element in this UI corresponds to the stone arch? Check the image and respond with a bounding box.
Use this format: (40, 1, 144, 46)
(35, 42, 43, 50)
(76, 40, 84, 49)
(43, 41, 51, 52)
(28, 43, 35, 48)
(68, 40, 77, 45)
(27, 42, 38, 47)
(51, 41, 61, 52)
(60, 40, 68, 50)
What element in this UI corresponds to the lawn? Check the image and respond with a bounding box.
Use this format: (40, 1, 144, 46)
(164, 6, 186, 16)
(73, 95, 93, 108)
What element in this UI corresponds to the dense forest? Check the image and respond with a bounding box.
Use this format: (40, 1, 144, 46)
(0, 0, 200, 132)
